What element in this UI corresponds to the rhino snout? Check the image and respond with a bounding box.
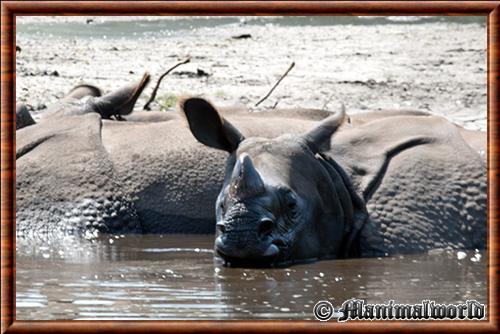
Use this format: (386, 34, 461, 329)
(215, 235, 280, 263)
(215, 217, 280, 265)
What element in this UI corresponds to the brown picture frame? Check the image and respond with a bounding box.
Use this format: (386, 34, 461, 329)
(1, 1, 499, 333)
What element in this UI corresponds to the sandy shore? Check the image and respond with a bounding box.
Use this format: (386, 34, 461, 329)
(16, 18, 486, 130)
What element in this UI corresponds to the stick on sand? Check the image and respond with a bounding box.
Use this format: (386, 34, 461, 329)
(143, 58, 190, 110)
(255, 62, 295, 108)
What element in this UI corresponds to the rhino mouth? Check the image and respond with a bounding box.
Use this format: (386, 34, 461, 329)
(215, 238, 288, 268)
(216, 251, 279, 268)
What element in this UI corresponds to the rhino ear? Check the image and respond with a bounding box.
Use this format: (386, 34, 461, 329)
(89, 72, 150, 118)
(180, 97, 244, 152)
(303, 104, 346, 153)
(16, 103, 36, 130)
(63, 84, 103, 101)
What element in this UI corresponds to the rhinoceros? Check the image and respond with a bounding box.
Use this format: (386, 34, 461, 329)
(16, 75, 336, 239)
(180, 97, 486, 267)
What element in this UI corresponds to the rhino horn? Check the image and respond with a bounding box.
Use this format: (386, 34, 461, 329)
(229, 153, 265, 199)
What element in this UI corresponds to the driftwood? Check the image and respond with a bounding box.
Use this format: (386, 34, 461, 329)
(255, 62, 295, 108)
(143, 58, 190, 110)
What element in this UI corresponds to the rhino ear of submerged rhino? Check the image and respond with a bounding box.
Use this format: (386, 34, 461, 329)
(89, 72, 151, 119)
(16, 103, 36, 130)
(63, 84, 103, 101)
(180, 97, 244, 152)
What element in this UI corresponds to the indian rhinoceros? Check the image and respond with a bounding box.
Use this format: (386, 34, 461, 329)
(180, 97, 486, 267)
(16, 75, 336, 239)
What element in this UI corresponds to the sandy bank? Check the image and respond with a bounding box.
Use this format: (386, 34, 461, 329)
(16, 19, 486, 130)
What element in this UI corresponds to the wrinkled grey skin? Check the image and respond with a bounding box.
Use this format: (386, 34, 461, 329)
(16, 75, 151, 239)
(16, 76, 333, 240)
(181, 97, 486, 267)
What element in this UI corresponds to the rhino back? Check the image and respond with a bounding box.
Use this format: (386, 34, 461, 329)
(16, 113, 140, 239)
(101, 118, 226, 233)
(100, 114, 320, 233)
(329, 115, 486, 254)
(349, 110, 486, 157)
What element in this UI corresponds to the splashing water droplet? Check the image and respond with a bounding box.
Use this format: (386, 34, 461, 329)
(457, 251, 467, 260)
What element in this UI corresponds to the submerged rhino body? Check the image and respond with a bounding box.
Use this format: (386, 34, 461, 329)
(181, 98, 486, 267)
(16, 76, 333, 238)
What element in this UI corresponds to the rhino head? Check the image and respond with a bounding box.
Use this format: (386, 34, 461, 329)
(181, 97, 368, 267)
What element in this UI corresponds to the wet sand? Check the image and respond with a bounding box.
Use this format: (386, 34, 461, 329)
(16, 17, 486, 130)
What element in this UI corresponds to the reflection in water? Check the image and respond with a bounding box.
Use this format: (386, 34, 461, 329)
(16, 235, 487, 320)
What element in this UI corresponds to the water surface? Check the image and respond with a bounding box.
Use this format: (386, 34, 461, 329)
(16, 16, 485, 39)
(16, 234, 487, 320)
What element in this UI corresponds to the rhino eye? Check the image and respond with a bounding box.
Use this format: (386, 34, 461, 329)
(284, 192, 298, 217)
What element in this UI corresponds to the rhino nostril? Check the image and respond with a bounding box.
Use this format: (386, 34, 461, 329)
(216, 222, 226, 234)
(258, 218, 275, 238)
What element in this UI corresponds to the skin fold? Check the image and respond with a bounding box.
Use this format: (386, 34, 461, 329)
(16, 76, 336, 239)
(181, 97, 486, 267)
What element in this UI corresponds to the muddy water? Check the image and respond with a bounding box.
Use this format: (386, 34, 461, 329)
(16, 234, 487, 320)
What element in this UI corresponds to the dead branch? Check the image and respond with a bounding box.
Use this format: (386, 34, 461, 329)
(322, 93, 335, 110)
(255, 62, 295, 108)
(143, 58, 190, 110)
